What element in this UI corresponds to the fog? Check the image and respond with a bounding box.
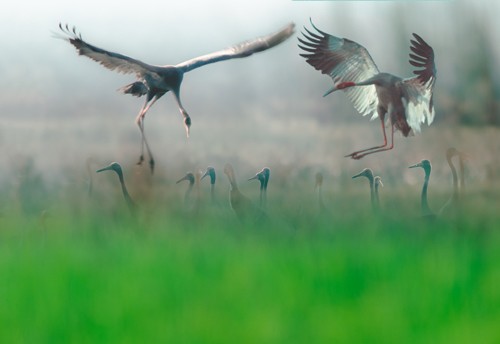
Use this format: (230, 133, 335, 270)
(0, 0, 498, 188)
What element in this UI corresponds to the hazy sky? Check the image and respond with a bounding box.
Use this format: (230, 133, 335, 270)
(0, 0, 497, 184)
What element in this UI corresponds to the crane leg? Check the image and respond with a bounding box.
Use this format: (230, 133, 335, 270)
(347, 124, 395, 160)
(172, 90, 191, 138)
(135, 96, 159, 173)
(345, 113, 391, 159)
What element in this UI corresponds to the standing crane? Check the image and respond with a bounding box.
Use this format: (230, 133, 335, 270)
(409, 159, 435, 218)
(352, 168, 380, 212)
(439, 147, 463, 216)
(57, 23, 295, 173)
(96, 162, 136, 212)
(201, 166, 216, 203)
(248, 167, 270, 208)
(299, 20, 436, 159)
(224, 163, 265, 223)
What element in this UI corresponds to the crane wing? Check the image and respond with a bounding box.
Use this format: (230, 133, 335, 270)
(299, 20, 380, 119)
(175, 23, 295, 73)
(58, 23, 154, 77)
(401, 33, 436, 132)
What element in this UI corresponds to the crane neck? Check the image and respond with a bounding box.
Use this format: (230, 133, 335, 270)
(368, 177, 376, 212)
(210, 184, 215, 202)
(421, 170, 432, 215)
(459, 157, 465, 198)
(117, 171, 135, 211)
(447, 154, 459, 202)
(374, 183, 380, 209)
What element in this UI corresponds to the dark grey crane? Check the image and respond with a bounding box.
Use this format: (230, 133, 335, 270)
(58, 22, 295, 173)
(248, 167, 270, 208)
(96, 162, 136, 212)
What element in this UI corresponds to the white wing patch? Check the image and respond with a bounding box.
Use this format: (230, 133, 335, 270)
(401, 78, 435, 132)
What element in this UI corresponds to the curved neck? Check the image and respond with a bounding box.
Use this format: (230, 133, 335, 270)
(421, 170, 432, 215)
(185, 183, 193, 203)
(447, 155, 459, 201)
(210, 184, 215, 202)
(117, 172, 135, 211)
(368, 177, 376, 211)
(374, 183, 380, 208)
(227, 170, 239, 191)
(459, 157, 465, 197)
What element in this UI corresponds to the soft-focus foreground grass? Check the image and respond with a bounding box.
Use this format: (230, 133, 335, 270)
(1, 189, 499, 344)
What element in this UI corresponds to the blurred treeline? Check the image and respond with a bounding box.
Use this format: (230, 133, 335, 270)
(393, 1, 499, 127)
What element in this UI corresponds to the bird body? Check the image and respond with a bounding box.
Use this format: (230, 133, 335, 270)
(224, 164, 265, 223)
(299, 20, 436, 159)
(58, 22, 295, 172)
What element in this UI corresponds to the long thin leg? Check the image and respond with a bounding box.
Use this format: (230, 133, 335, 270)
(172, 89, 191, 138)
(345, 112, 389, 159)
(351, 125, 395, 160)
(135, 96, 160, 173)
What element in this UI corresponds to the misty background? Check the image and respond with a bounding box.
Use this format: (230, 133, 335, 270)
(0, 0, 499, 208)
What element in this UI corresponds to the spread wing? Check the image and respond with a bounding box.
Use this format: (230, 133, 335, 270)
(298, 20, 380, 119)
(176, 22, 295, 73)
(401, 33, 437, 132)
(57, 23, 154, 77)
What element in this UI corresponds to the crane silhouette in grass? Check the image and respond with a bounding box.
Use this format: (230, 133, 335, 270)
(299, 19, 436, 159)
(57, 22, 295, 173)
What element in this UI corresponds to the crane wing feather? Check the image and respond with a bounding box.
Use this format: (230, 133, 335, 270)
(59, 23, 154, 77)
(176, 23, 295, 73)
(298, 20, 380, 118)
(402, 33, 436, 132)
(400, 78, 435, 132)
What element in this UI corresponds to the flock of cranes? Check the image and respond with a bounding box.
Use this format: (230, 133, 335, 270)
(52, 19, 463, 225)
(93, 145, 466, 227)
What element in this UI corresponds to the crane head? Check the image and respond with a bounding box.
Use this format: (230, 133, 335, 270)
(409, 159, 431, 170)
(96, 162, 123, 176)
(201, 167, 216, 184)
(176, 172, 195, 185)
(352, 168, 374, 181)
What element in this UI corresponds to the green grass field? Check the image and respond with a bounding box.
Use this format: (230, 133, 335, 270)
(1, 176, 499, 343)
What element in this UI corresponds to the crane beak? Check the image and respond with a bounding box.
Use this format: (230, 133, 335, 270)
(96, 165, 112, 173)
(176, 175, 189, 184)
(248, 174, 259, 181)
(408, 162, 422, 169)
(323, 86, 336, 97)
(201, 170, 209, 180)
(352, 171, 364, 179)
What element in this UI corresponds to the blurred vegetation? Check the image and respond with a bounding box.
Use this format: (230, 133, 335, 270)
(1, 169, 499, 343)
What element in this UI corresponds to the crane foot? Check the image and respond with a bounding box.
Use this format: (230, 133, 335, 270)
(137, 155, 144, 166)
(344, 152, 363, 160)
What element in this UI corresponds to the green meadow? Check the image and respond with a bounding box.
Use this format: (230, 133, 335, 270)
(1, 162, 499, 343)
